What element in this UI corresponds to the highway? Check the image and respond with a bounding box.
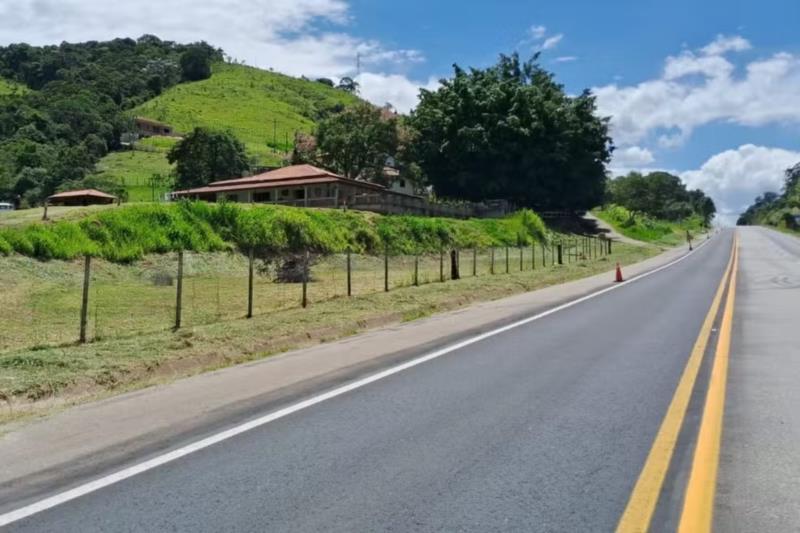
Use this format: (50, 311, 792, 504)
(1, 228, 796, 532)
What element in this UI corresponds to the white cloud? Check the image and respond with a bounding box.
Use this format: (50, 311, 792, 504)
(356, 73, 439, 114)
(594, 36, 800, 147)
(681, 144, 800, 224)
(529, 25, 547, 40)
(700, 34, 752, 56)
(612, 146, 655, 167)
(0, 0, 433, 109)
(541, 34, 563, 51)
(554, 56, 577, 63)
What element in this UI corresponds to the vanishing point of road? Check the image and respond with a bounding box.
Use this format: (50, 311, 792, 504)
(2, 227, 798, 532)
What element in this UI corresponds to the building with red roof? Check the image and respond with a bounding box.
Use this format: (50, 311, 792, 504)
(47, 189, 117, 206)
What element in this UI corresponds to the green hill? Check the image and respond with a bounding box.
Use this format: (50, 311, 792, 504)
(95, 63, 361, 200)
(133, 63, 361, 164)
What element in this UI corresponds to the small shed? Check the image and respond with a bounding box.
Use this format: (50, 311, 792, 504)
(134, 117, 175, 137)
(47, 189, 117, 206)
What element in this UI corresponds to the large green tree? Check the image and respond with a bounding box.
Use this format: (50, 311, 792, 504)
(315, 104, 398, 181)
(168, 128, 250, 188)
(606, 171, 716, 224)
(407, 53, 612, 209)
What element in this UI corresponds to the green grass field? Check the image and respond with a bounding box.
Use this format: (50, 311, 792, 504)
(94, 150, 174, 202)
(0, 239, 656, 414)
(593, 205, 706, 246)
(133, 62, 361, 165)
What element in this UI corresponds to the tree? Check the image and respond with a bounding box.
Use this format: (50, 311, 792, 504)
(315, 78, 334, 87)
(167, 128, 250, 188)
(408, 53, 612, 210)
(315, 104, 398, 181)
(337, 77, 359, 93)
(179, 46, 212, 82)
(606, 170, 715, 224)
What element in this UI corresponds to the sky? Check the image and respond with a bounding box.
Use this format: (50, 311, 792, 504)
(1, 0, 799, 223)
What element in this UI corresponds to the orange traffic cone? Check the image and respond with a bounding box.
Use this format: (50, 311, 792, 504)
(615, 262, 624, 283)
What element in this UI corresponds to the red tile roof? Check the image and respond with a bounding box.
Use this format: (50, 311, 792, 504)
(48, 189, 117, 200)
(173, 164, 387, 197)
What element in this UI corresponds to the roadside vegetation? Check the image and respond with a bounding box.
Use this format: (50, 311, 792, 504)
(738, 162, 800, 230)
(0, 238, 657, 423)
(0, 202, 549, 262)
(593, 204, 705, 246)
(596, 170, 715, 245)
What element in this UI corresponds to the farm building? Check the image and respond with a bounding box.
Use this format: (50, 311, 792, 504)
(134, 117, 175, 137)
(47, 189, 117, 206)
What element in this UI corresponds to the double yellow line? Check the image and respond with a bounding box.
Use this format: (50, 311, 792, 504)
(616, 233, 739, 533)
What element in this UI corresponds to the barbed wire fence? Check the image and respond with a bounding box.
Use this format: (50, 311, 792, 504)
(0, 235, 615, 352)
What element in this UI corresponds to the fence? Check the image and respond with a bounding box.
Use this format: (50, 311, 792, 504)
(0, 236, 614, 351)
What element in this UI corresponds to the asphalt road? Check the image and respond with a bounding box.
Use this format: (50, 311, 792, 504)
(716, 227, 800, 531)
(5, 231, 738, 532)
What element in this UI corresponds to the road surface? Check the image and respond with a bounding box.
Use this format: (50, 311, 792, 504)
(1, 228, 797, 531)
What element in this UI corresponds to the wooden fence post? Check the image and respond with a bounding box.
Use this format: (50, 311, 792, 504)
(505, 246, 509, 274)
(557, 243, 563, 265)
(473, 248, 477, 276)
(175, 251, 184, 329)
(346, 249, 352, 296)
(532, 244, 536, 270)
(302, 250, 309, 307)
(384, 246, 390, 292)
(519, 246, 524, 271)
(490, 248, 495, 274)
(247, 248, 254, 318)
(79, 255, 91, 343)
(439, 248, 445, 282)
(542, 243, 546, 267)
(414, 255, 419, 286)
(450, 249, 460, 280)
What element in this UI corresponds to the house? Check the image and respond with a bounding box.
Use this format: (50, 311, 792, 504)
(134, 117, 175, 137)
(47, 189, 117, 206)
(170, 164, 416, 209)
(170, 164, 510, 219)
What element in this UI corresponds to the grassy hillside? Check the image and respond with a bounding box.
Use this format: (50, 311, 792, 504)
(94, 150, 174, 202)
(0, 203, 549, 263)
(134, 63, 361, 164)
(593, 205, 705, 246)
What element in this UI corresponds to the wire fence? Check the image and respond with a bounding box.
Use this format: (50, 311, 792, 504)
(0, 236, 614, 351)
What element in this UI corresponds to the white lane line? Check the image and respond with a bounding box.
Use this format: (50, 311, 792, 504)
(0, 237, 714, 527)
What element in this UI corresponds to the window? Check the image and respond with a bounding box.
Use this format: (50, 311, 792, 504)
(294, 189, 306, 200)
(281, 189, 290, 197)
(253, 191, 272, 202)
(313, 187, 322, 197)
(399, 179, 406, 188)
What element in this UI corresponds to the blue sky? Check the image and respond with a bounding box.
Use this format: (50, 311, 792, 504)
(3, 0, 800, 221)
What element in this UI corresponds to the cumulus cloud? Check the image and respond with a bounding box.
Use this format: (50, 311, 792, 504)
(611, 146, 655, 168)
(681, 145, 800, 224)
(0, 0, 433, 110)
(356, 73, 439, 114)
(700, 35, 752, 56)
(520, 24, 564, 52)
(529, 25, 547, 40)
(594, 36, 800, 147)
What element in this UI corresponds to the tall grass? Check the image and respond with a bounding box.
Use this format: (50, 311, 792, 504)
(594, 204, 704, 244)
(0, 203, 549, 263)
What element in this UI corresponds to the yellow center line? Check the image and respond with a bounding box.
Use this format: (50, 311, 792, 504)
(616, 235, 737, 533)
(678, 233, 739, 532)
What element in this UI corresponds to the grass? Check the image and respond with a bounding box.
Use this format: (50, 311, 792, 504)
(593, 205, 706, 246)
(0, 239, 658, 422)
(0, 202, 550, 263)
(133, 63, 361, 165)
(93, 150, 174, 202)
